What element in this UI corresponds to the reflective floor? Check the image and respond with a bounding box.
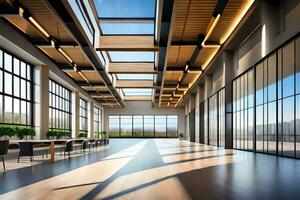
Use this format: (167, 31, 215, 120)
(1, 139, 300, 200)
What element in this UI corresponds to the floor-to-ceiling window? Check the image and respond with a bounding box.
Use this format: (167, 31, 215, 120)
(233, 36, 300, 158)
(233, 69, 254, 151)
(208, 88, 225, 147)
(108, 115, 178, 137)
(49, 80, 72, 135)
(94, 107, 102, 137)
(167, 115, 178, 137)
(120, 115, 132, 137)
(0, 49, 33, 127)
(155, 115, 167, 137)
(79, 98, 88, 134)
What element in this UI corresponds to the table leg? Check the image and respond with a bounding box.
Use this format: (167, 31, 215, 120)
(50, 141, 55, 163)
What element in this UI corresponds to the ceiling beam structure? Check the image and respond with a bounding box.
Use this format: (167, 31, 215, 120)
(156, 0, 176, 107)
(97, 36, 159, 51)
(44, 0, 124, 107)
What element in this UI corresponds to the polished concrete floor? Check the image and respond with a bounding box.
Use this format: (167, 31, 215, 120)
(0, 139, 300, 200)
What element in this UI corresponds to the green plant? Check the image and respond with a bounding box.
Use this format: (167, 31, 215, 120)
(98, 131, 107, 139)
(78, 132, 87, 138)
(0, 126, 16, 138)
(178, 133, 184, 138)
(16, 127, 36, 140)
(47, 130, 56, 138)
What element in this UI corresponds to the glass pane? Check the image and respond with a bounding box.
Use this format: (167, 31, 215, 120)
(123, 88, 152, 96)
(4, 96, 13, 123)
(282, 97, 295, 157)
(296, 38, 300, 94)
(256, 105, 263, 152)
(155, 115, 166, 137)
(248, 108, 254, 150)
(14, 99, 20, 124)
(248, 69, 254, 107)
(4, 53, 12, 72)
(256, 62, 263, 105)
(0, 70, 2, 92)
(0, 95, 2, 122)
(0, 50, 2, 68)
(13, 58, 19, 75)
(296, 95, 300, 158)
(20, 62, 26, 78)
(4, 72, 12, 95)
(282, 41, 295, 98)
(167, 115, 178, 137)
(144, 115, 154, 137)
(268, 102, 277, 154)
(268, 53, 277, 101)
(100, 22, 154, 35)
(120, 115, 132, 136)
(133, 115, 143, 137)
(95, 0, 156, 18)
(109, 51, 154, 62)
(14, 76, 20, 97)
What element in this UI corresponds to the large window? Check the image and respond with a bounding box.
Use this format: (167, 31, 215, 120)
(49, 80, 72, 134)
(233, 69, 254, 151)
(94, 107, 102, 136)
(233, 36, 300, 158)
(208, 88, 225, 147)
(79, 98, 88, 133)
(0, 49, 33, 126)
(108, 115, 178, 137)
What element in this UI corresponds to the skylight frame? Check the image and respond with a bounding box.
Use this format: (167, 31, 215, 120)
(108, 51, 156, 63)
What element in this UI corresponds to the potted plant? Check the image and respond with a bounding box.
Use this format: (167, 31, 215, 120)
(78, 132, 87, 139)
(178, 133, 184, 140)
(16, 127, 36, 140)
(47, 130, 56, 139)
(0, 126, 16, 139)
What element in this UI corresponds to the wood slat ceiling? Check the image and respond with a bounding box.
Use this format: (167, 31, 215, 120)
(172, 0, 217, 41)
(19, 0, 74, 42)
(167, 45, 195, 67)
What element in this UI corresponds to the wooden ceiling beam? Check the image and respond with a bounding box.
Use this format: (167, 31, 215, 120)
(115, 80, 154, 88)
(97, 36, 158, 51)
(109, 62, 157, 74)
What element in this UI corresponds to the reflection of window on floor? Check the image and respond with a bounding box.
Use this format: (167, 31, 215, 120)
(108, 115, 178, 137)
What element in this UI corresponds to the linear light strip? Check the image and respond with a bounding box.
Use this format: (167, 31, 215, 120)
(175, 0, 255, 107)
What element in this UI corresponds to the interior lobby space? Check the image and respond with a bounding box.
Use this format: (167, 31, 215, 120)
(0, 0, 299, 199)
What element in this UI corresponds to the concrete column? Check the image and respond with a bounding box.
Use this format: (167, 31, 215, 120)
(72, 91, 80, 138)
(223, 51, 234, 149)
(34, 65, 49, 139)
(88, 101, 94, 138)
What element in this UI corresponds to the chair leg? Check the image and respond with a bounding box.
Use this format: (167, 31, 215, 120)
(30, 156, 33, 162)
(18, 156, 20, 163)
(68, 152, 70, 158)
(2, 156, 5, 171)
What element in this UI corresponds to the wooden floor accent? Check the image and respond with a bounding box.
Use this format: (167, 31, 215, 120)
(1, 139, 300, 200)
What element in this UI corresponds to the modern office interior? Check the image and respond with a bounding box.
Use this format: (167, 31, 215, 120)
(0, 0, 299, 199)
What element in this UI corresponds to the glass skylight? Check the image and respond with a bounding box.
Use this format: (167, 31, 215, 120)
(117, 74, 153, 80)
(95, 0, 156, 18)
(108, 51, 155, 62)
(123, 89, 152, 96)
(100, 22, 154, 35)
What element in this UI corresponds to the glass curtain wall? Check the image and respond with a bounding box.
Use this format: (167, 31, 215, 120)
(94, 107, 102, 137)
(49, 80, 72, 134)
(0, 49, 33, 126)
(208, 88, 225, 147)
(233, 69, 254, 151)
(204, 100, 209, 144)
(108, 115, 178, 137)
(233, 36, 300, 158)
(79, 98, 88, 134)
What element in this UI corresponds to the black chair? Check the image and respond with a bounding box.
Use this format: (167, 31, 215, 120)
(82, 139, 90, 152)
(18, 142, 34, 162)
(0, 140, 9, 170)
(64, 140, 73, 157)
